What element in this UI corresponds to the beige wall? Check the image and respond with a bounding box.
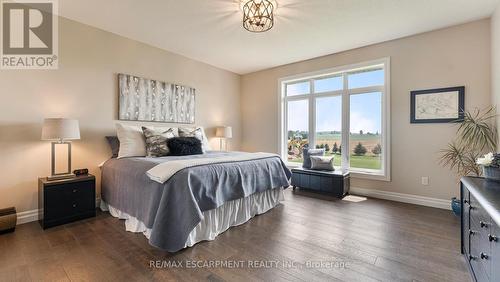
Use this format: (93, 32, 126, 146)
(0, 18, 241, 213)
(241, 19, 491, 201)
(493, 5, 500, 145)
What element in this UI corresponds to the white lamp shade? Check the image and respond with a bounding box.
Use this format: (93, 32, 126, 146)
(41, 118, 81, 141)
(215, 126, 233, 138)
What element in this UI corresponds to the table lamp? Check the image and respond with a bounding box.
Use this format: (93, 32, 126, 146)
(41, 118, 80, 180)
(215, 126, 233, 151)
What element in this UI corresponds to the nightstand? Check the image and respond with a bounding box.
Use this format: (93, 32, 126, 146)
(38, 174, 96, 229)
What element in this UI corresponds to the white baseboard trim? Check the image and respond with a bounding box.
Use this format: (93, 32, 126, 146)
(350, 186, 451, 210)
(17, 209, 39, 225)
(16, 198, 102, 225)
(16, 189, 450, 225)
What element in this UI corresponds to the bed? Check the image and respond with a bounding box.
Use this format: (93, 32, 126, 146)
(100, 151, 291, 252)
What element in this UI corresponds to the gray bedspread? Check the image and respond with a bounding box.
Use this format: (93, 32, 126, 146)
(101, 151, 291, 252)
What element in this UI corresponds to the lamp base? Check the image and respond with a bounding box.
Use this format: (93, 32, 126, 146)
(47, 173, 76, 181)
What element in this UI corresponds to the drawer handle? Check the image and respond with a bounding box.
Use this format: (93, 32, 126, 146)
(72, 203, 77, 208)
(480, 253, 488, 260)
(480, 221, 488, 228)
(469, 254, 477, 261)
(72, 189, 78, 193)
(489, 234, 498, 242)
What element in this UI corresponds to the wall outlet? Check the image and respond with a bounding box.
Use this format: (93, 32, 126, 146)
(421, 176, 429, 186)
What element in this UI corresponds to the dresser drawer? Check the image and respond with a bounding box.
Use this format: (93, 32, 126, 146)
(470, 228, 490, 282)
(468, 193, 493, 281)
(462, 195, 471, 255)
(492, 223, 500, 282)
(470, 194, 491, 230)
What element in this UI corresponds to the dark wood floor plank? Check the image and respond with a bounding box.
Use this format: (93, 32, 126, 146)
(0, 265, 31, 282)
(0, 189, 468, 282)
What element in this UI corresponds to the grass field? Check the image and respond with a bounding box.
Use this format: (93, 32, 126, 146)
(315, 132, 381, 154)
(288, 132, 382, 170)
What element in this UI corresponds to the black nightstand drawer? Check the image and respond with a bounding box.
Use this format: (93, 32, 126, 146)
(39, 175, 96, 229)
(45, 181, 95, 217)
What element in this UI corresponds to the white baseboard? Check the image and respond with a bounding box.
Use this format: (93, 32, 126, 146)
(16, 209, 39, 225)
(16, 190, 450, 225)
(16, 198, 102, 225)
(350, 186, 451, 210)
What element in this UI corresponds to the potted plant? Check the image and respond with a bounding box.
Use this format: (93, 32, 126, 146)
(440, 107, 497, 216)
(477, 152, 500, 181)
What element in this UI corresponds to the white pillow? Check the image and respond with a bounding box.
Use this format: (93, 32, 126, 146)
(116, 124, 147, 159)
(178, 127, 212, 152)
(310, 156, 335, 171)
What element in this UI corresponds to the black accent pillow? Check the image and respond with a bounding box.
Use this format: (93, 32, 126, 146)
(167, 137, 203, 156)
(106, 136, 120, 158)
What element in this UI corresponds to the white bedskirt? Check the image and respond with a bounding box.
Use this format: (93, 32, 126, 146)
(100, 187, 284, 249)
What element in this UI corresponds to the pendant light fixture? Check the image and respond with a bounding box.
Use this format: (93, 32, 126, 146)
(241, 0, 276, 33)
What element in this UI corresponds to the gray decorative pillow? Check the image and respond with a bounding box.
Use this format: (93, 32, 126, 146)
(302, 148, 325, 169)
(105, 136, 120, 158)
(141, 127, 176, 157)
(178, 127, 208, 152)
(310, 156, 335, 171)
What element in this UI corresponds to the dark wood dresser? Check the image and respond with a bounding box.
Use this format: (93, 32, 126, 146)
(291, 167, 350, 198)
(461, 177, 500, 282)
(38, 174, 96, 229)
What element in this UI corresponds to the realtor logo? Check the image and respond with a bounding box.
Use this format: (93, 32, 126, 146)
(1, 0, 58, 69)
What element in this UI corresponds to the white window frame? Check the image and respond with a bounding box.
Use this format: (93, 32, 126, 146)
(278, 57, 391, 181)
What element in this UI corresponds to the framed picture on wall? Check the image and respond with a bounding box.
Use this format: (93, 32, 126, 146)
(410, 86, 465, 123)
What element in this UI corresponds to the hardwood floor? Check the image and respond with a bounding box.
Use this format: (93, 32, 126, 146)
(0, 189, 470, 282)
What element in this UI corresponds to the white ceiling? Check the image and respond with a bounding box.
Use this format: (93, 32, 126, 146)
(59, 0, 500, 74)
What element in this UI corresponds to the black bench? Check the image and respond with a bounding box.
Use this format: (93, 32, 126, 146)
(291, 167, 350, 198)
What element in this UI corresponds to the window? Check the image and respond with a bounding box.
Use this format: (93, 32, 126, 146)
(350, 92, 382, 171)
(315, 96, 342, 167)
(286, 81, 310, 96)
(280, 58, 390, 180)
(314, 75, 343, 93)
(287, 99, 309, 163)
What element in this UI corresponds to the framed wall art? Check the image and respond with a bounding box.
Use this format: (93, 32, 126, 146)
(410, 86, 464, 123)
(118, 73, 196, 124)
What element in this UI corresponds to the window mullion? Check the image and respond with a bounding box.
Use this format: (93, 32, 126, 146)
(309, 79, 315, 149)
(341, 72, 350, 171)
(348, 86, 384, 95)
(283, 97, 288, 159)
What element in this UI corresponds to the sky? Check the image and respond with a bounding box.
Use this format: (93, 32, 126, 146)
(287, 69, 383, 134)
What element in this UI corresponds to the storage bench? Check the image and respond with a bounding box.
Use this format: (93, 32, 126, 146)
(291, 167, 350, 198)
